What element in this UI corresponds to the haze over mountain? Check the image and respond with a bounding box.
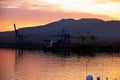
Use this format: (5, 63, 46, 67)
(0, 18, 120, 44)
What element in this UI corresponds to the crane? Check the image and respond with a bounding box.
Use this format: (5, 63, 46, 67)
(75, 32, 86, 45)
(53, 29, 72, 45)
(14, 24, 24, 48)
(87, 31, 97, 46)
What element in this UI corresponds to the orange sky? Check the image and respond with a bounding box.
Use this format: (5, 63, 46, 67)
(0, 0, 120, 32)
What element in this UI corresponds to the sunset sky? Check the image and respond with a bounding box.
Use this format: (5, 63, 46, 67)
(0, 0, 120, 32)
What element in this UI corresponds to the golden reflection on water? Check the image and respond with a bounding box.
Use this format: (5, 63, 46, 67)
(0, 49, 120, 80)
(0, 49, 15, 80)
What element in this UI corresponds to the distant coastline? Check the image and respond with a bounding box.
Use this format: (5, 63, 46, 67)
(0, 18, 120, 53)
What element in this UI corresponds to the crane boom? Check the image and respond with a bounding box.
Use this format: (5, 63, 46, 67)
(14, 23, 18, 36)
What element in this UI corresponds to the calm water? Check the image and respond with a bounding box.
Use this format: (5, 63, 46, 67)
(0, 49, 120, 80)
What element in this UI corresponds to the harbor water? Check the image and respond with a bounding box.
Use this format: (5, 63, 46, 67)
(0, 49, 120, 80)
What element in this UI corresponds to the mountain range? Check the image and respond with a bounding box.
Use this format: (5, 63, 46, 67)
(0, 18, 120, 44)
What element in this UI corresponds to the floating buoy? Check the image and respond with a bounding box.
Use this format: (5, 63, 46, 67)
(106, 77, 108, 80)
(86, 75, 93, 80)
(97, 76, 100, 80)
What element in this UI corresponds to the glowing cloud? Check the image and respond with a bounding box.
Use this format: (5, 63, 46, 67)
(94, 0, 120, 4)
(1, 0, 120, 18)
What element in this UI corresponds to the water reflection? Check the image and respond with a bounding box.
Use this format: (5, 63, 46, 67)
(0, 49, 120, 80)
(0, 49, 16, 80)
(15, 49, 24, 64)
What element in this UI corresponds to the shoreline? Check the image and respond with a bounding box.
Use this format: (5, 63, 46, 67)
(0, 43, 120, 53)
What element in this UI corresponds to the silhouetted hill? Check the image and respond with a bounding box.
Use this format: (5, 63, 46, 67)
(0, 18, 120, 44)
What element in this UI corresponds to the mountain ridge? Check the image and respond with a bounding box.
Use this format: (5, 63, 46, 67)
(0, 18, 120, 43)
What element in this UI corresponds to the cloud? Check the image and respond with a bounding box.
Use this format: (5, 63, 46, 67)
(94, 0, 120, 4)
(0, 0, 62, 11)
(1, 0, 120, 14)
(0, 0, 120, 23)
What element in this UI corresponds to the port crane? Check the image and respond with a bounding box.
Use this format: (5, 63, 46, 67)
(14, 24, 24, 48)
(53, 29, 72, 45)
(74, 32, 86, 45)
(87, 31, 97, 46)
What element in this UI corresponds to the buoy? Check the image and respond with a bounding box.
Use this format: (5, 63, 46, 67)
(106, 77, 108, 80)
(86, 75, 93, 80)
(97, 76, 100, 80)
